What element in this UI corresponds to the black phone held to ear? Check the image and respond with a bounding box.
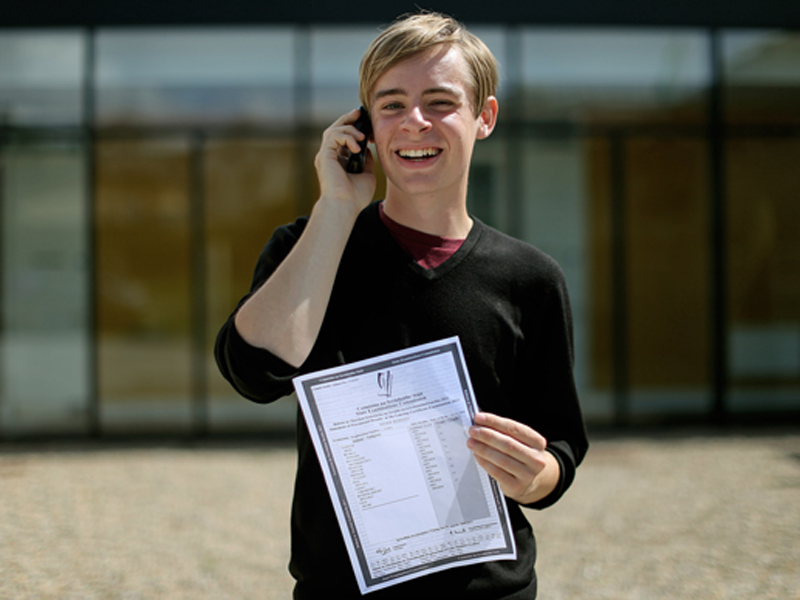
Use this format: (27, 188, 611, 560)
(345, 107, 372, 174)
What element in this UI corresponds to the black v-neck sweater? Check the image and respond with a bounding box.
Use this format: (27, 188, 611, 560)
(215, 201, 588, 599)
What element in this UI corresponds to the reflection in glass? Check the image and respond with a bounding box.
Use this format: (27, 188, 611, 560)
(0, 31, 84, 126)
(624, 138, 709, 406)
(95, 138, 193, 432)
(469, 26, 508, 102)
(1, 139, 90, 434)
(521, 29, 709, 125)
(310, 28, 379, 124)
(727, 138, 800, 410)
(3, 23, 798, 438)
(585, 137, 614, 405)
(204, 137, 301, 431)
(724, 31, 800, 124)
(517, 137, 607, 417)
(586, 137, 710, 417)
(96, 29, 296, 127)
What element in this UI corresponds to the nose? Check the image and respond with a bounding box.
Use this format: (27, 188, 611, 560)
(401, 105, 431, 133)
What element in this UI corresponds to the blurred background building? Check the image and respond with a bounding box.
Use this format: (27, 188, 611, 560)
(1, 1, 799, 437)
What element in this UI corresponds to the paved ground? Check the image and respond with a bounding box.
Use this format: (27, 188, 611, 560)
(1, 426, 799, 599)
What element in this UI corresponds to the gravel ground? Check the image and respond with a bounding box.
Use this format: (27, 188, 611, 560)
(1, 427, 799, 600)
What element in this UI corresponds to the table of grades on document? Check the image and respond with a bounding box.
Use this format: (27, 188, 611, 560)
(293, 337, 516, 595)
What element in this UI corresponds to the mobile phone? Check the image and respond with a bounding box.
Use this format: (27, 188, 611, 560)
(345, 106, 372, 174)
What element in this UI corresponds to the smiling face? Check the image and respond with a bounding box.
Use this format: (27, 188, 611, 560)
(368, 45, 497, 213)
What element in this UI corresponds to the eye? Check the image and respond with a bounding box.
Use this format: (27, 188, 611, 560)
(429, 98, 457, 109)
(381, 101, 404, 111)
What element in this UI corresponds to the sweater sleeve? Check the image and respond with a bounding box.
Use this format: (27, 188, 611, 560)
(213, 216, 309, 404)
(520, 255, 589, 510)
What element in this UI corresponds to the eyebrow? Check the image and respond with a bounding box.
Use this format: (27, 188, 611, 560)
(374, 86, 461, 101)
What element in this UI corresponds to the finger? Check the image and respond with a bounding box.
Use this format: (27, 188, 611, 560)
(468, 413, 548, 480)
(468, 427, 549, 472)
(468, 430, 549, 496)
(471, 444, 543, 501)
(324, 126, 365, 155)
(473, 453, 521, 491)
(333, 107, 368, 149)
(468, 436, 528, 475)
(472, 412, 547, 451)
(329, 106, 362, 127)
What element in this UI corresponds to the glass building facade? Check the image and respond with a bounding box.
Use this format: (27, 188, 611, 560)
(1, 25, 798, 436)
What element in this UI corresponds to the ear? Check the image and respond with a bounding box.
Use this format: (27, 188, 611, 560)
(476, 96, 498, 140)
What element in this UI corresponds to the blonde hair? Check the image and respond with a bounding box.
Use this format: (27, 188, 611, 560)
(359, 12, 499, 117)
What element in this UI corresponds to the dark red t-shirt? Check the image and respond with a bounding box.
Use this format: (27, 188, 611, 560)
(378, 202, 465, 269)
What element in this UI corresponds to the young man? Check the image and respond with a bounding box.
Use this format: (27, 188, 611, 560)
(216, 12, 588, 599)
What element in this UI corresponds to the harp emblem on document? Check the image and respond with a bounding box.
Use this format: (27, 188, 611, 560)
(377, 370, 393, 397)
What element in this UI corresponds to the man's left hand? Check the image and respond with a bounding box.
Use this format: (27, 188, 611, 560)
(467, 412, 560, 505)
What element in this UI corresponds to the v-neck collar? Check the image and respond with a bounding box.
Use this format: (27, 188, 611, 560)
(368, 201, 483, 280)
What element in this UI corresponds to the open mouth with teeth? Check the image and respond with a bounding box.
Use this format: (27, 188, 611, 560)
(397, 148, 442, 161)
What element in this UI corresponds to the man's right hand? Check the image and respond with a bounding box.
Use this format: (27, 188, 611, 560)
(314, 107, 376, 215)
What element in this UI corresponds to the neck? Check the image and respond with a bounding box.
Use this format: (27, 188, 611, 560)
(382, 194, 472, 238)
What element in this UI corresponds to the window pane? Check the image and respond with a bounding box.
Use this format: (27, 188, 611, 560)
(585, 137, 615, 410)
(724, 30, 800, 124)
(583, 137, 711, 418)
(517, 137, 611, 419)
(475, 131, 614, 421)
(1, 138, 90, 434)
(469, 26, 509, 102)
(727, 138, 800, 411)
(96, 28, 295, 127)
(624, 138, 710, 413)
(521, 29, 710, 125)
(95, 138, 193, 432)
(0, 31, 84, 126)
(310, 27, 379, 124)
(204, 137, 301, 432)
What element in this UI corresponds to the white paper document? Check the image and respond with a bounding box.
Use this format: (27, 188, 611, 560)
(293, 337, 517, 595)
